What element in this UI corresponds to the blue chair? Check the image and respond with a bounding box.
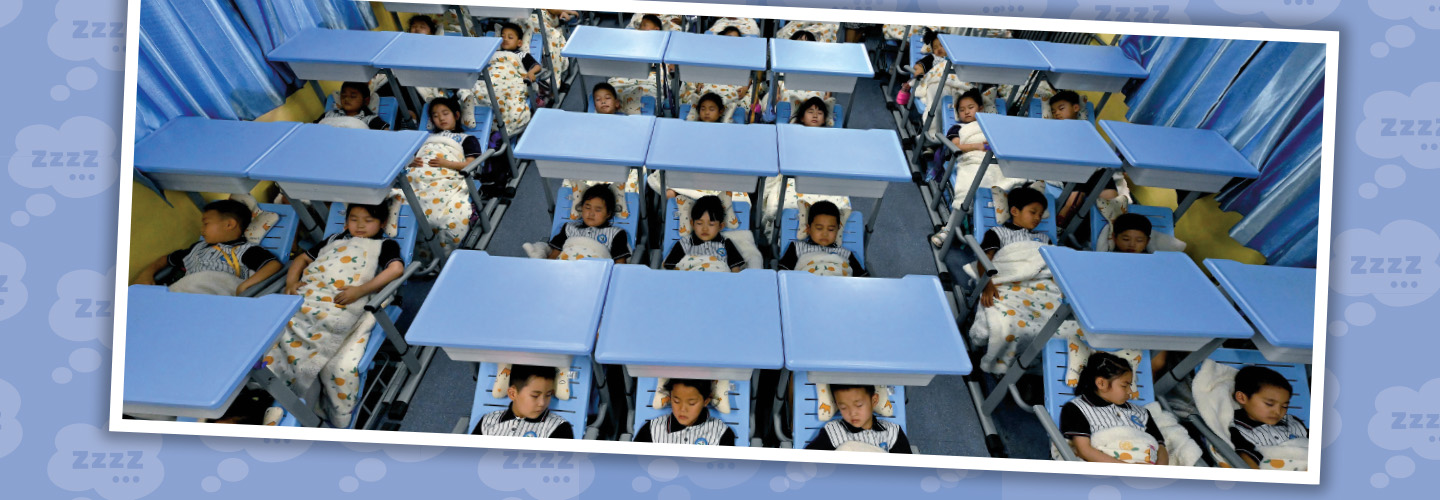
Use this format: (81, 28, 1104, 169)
(627, 377, 755, 446)
(777, 208, 865, 267)
(468, 358, 599, 439)
(549, 183, 642, 262)
(1039, 338, 1158, 460)
(661, 196, 752, 263)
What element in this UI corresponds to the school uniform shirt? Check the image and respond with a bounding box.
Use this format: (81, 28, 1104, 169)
(433, 130, 485, 159)
(777, 238, 869, 277)
(633, 410, 736, 446)
(548, 221, 632, 261)
(662, 234, 746, 270)
(805, 418, 912, 453)
(1230, 410, 1308, 463)
(914, 54, 935, 74)
(167, 239, 277, 280)
(1060, 393, 1164, 444)
(471, 407, 573, 439)
(980, 222, 1052, 254)
(305, 233, 404, 273)
(315, 108, 389, 130)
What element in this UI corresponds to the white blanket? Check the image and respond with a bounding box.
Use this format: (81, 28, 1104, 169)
(264, 237, 383, 426)
(674, 254, 732, 272)
(948, 121, 1025, 209)
(168, 270, 243, 296)
(1089, 425, 1161, 464)
(1145, 402, 1203, 466)
(408, 136, 474, 257)
(967, 241, 1078, 374)
(1256, 438, 1309, 470)
(463, 51, 532, 136)
(318, 115, 369, 130)
(795, 252, 852, 277)
(555, 235, 610, 262)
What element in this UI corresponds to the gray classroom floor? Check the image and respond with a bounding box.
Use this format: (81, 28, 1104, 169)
(385, 21, 1053, 459)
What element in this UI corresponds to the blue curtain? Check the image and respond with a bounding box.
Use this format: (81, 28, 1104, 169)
(1119, 36, 1324, 268)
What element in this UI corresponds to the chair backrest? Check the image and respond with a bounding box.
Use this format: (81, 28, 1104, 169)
(970, 187, 1059, 244)
(187, 202, 298, 267)
(791, 370, 907, 449)
(419, 99, 493, 137)
(550, 185, 640, 250)
(1089, 203, 1176, 250)
(1201, 348, 1311, 424)
(323, 201, 418, 266)
(1042, 338, 1157, 427)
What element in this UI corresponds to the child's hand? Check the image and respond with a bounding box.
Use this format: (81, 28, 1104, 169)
(980, 282, 1000, 308)
(666, 189, 677, 199)
(333, 283, 365, 306)
(409, 157, 427, 168)
(284, 281, 303, 295)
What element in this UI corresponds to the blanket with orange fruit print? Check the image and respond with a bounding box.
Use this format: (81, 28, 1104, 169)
(263, 237, 382, 426)
(968, 240, 1080, 375)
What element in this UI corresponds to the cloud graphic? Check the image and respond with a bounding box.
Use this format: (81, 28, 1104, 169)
(47, 0, 127, 71)
(0, 379, 21, 459)
(200, 436, 312, 463)
(48, 424, 164, 500)
(1329, 220, 1440, 307)
(49, 268, 116, 348)
(340, 442, 445, 462)
(0, 242, 28, 322)
(1213, 0, 1341, 27)
(1356, 82, 1440, 169)
(918, 0, 1048, 17)
(1073, 0, 1191, 24)
(9, 116, 119, 198)
(1323, 370, 1340, 448)
(0, 0, 19, 29)
(1370, 0, 1440, 30)
(638, 456, 764, 490)
(477, 449, 594, 500)
(1368, 378, 1440, 460)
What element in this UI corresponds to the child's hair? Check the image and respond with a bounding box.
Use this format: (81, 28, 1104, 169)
(791, 96, 829, 125)
(428, 97, 465, 133)
(922, 28, 939, 48)
(806, 200, 840, 226)
(203, 199, 252, 232)
(580, 184, 616, 219)
(1006, 186, 1046, 213)
(789, 30, 816, 42)
(407, 15, 437, 34)
(956, 88, 984, 112)
(340, 81, 370, 100)
(696, 92, 725, 114)
(508, 364, 558, 390)
(347, 201, 390, 223)
(1235, 365, 1292, 398)
(1075, 351, 1133, 400)
(498, 21, 525, 39)
(1112, 213, 1153, 238)
(641, 14, 664, 29)
(1051, 90, 1081, 108)
(592, 82, 618, 100)
(664, 378, 714, 400)
(718, 26, 741, 36)
(829, 384, 877, 397)
(691, 195, 726, 226)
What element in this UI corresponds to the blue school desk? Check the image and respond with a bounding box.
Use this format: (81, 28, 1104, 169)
(371, 32, 501, 89)
(266, 28, 401, 83)
(406, 250, 611, 366)
(936, 35, 1048, 86)
(515, 108, 657, 212)
(768, 38, 873, 127)
(1020, 41, 1148, 118)
(562, 26, 671, 116)
(1204, 259, 1316, 364)
(1097, 120, 1260, 221)
(646, 119, 777, 193)
(778, 272, 971, 385)
(594, 266, 784, 381)
(663, 31, 767, 87)
(132, 117, 300, 195)
(121, 286, 322, 425)
(774, 123, 912, 248)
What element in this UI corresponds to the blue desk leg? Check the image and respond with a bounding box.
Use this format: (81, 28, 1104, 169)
(769, 175, 790, 266)
(479, 72, 518, 178)
(1174, 190, 1203, 223)
(982, 303, 1071, 415)
(1153, 337, 1226, 396)
(249, 367, 323, 427)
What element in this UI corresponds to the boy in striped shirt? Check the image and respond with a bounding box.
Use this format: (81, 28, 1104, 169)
(978, 186, 1050, 308)
(806, 385, 911, 453)
(1231, 366, 1308, 468)
(472, 365, 573, 439)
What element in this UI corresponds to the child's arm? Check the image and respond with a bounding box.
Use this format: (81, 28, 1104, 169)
(848, 253, 869, 277)
(1071, 436, 1125, 463)
(549, 421, 575, 439)
(334, 260, 404, 306)
(133, 254, 171, 285)
(724, 239, 747, 272)
(662, 242, 685, 270)
(803, 429, 836, 450)
(284, 253, 314, 295)
(632, 421, 653, 442)
(776, 243, 799, 271)
(611, 229, 633, 265)
(889, 426, 913, 453)
(236, 260, 282, 295)
(546, 228, 567, 260)
(719, 426, 737, 446)
(979, 248, 1000, 307)
(1155, 444, 1169, 466)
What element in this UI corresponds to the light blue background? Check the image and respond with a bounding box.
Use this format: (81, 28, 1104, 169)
(1, 0, 1434, 497)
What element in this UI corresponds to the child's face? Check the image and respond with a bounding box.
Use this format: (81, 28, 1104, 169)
(800, 105, 826, 127)
(1050, 101, 1079, 120)
(721, 29, 740, 37)
(1236, 384, 1292, 426)
(200, 210, 241, 244)
(580, 196, 611, 228)
(339, 87, 367, 114)
(407, 21, 432, 35)
(1009, 201, 1045, 230)
(834, 387, 879, 430)
(346, 207, 383, 238)
(668, 383, 707, 426)
(430, 104, 457, 131)
(1113, 229, 1150, 253)
(930, 39, 947, 58)
(639, 19, 661, 31)
(698, 100, 722, 123)
(593, 90, 619, 114)
(806, 213, 840, 247)
(500, 28, 523, 50)
(693, 212, 722, 242)
(507, 376, 556, 420)
(1095, 371, 1134, 406)
(956, 97, 981, 124)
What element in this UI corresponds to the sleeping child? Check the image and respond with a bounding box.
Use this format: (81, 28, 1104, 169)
(316, 81, 389, 130)
(805, 384, 912, 453)
(133, 199, 280, 296)
(463, 42, 532, 137)
(634, 379, 737, 446)
(776, 21, 839, 43)
(709, 17, 759, 36)
(471, 364, 574, 439)
(791, 96, 830, 128)
(498, 22, 543, 85)
(663, 195, 746, 272)
(407, 97, 479, 257)
(689, 92, 727, 123)
(910, 28, 972, 128)
(606, 15, 667, 115)
(777, 201, 868, 277)
(545, 184, 632, 265)
(928, 88, 1026, 246)
(268, 202, 406, 426)
(593, 82, 623, 115)
(1109, 213, 1152, 253)
(1060, 352, 1170, 465)
(1230, 366, 1309, 470)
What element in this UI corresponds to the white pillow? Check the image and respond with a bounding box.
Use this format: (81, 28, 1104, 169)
(228, 193, 280, 245)
(675, 192, 740, 240)
(990, 182, 1051, 226)
(815, 383, 894, 421)
(380, 190, 406, 238)
(651, 378, 731, 413)
(795, 199, 852, 246)
(567, 181, 629, 223)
